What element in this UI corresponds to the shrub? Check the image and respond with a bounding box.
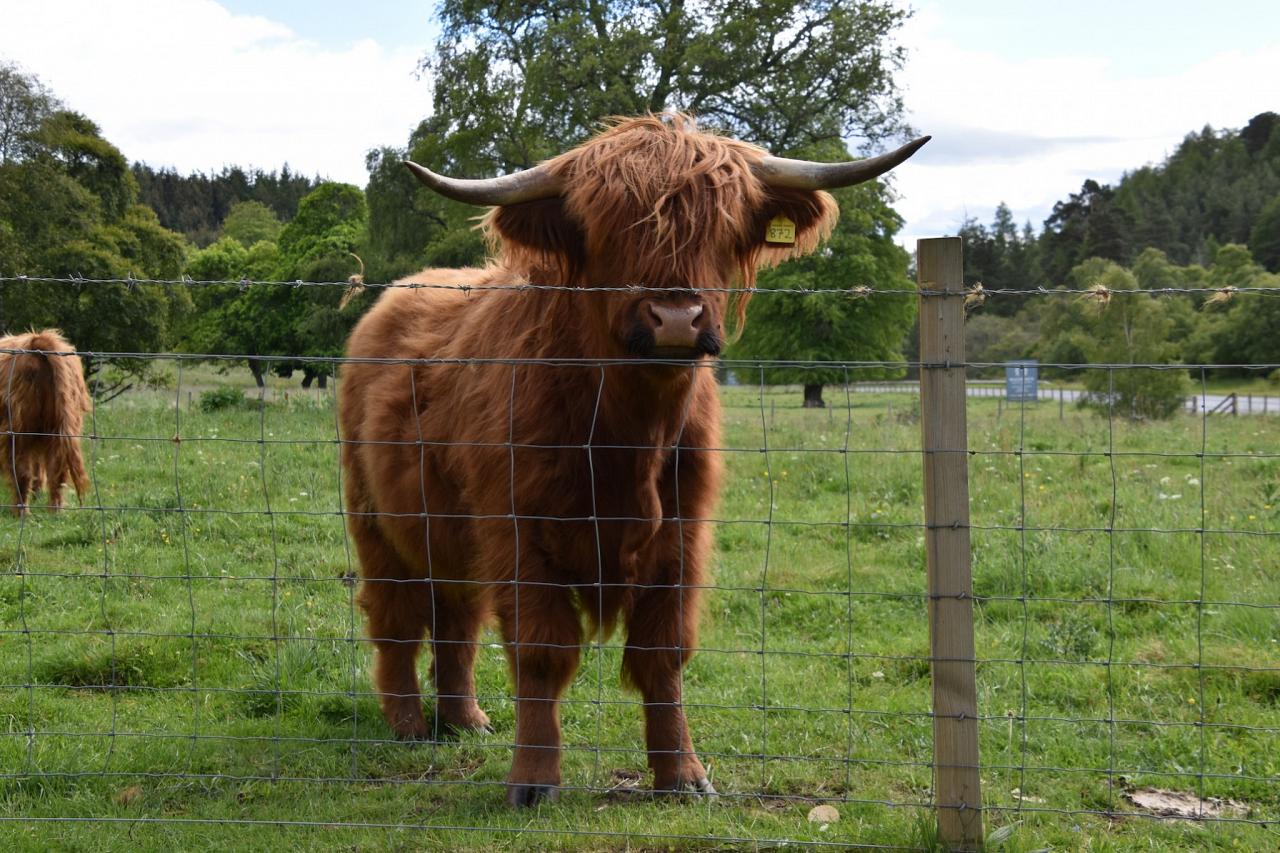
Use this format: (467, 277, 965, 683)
(198, 386, 250, 413)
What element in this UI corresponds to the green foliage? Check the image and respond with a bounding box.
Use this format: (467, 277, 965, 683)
(425, 0, 910, 168)
(35, 110, 137, 221)
(0, 60, 59, 163)
(1035, 261, 1191, 420)
(1038, 179, 1132, 285)
(197, 385, 252, 412)
(1249, 195, 1280, 272)
(959, 205, 1040, 316)
(365, 0, 913, 277)
(0, 67, 192, 393)
(179, 183, 366, 384)
(964, 311, 1040, 377)
(965, 113, 1280, 297)
(276, 183, 366, 281)
(221, 200, 282, 248)
(132, 162, 319, 247)
(731, 182, 915, 398)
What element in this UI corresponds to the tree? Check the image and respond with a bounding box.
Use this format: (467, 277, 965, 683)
(179, 183, 366, 387)
(1, 67, 192, 395)
(365, 0, 914, 277)
(958, 203, 1041, 316)
(730, 179, 914, 406)
(1039, 180, 1132, 285)
(181, 237, 284, 386)
(425, 1, 909, 168)
(0, 60, 58, 164)
(132, 162, 319, 246)
(221, 200, 282, 248)
(1249, 195, 1280, 272)
(1067, 261, 1190, 420)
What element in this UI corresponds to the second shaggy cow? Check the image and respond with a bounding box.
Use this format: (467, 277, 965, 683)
(0, 329, 91, 514)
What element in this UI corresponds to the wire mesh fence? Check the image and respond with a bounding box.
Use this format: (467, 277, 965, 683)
(1, 261, 1278, 850)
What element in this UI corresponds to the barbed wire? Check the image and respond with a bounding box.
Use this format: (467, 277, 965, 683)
(4, 274, 1280, 301)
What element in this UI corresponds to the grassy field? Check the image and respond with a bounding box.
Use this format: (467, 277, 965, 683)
(1, 366, 1277, 851)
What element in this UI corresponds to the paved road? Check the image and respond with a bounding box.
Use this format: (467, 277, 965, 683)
(850, 383, 1279, 416)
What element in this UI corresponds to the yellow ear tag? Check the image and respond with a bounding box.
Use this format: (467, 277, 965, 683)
(766, 214, 796, 244)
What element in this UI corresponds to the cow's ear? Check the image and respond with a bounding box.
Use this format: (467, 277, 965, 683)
(747, 188, 840, 270)
(484, 197, 586, 282)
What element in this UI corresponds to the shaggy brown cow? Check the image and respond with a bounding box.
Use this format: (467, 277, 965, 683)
(340, 115, 927, 806)
(0, 329, 91, 514)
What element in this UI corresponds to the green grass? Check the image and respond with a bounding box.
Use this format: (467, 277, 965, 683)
(2, 375, 1277, 851)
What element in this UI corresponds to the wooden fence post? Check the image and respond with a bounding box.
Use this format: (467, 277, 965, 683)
(917, 238, 984, 850)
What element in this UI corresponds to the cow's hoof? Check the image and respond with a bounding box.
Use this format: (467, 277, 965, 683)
(658, 777, 717, 798)
(507, 783, 560, 808)
(438, 706, 493, 736)
(436, 719, 495, 739)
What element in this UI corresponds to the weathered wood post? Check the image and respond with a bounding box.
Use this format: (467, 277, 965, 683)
(917, 238, 984, 850)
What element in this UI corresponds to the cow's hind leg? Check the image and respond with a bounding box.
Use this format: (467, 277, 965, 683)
(353, 524, 432, 740)
(622, 584, 713, 796)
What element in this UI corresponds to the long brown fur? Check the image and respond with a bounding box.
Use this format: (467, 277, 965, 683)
(340, 115, 840, 805)
(0, 329, 91, 515)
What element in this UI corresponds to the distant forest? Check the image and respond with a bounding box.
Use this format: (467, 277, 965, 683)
(132, 163, 321, 247)
(960, 110, 1280, 304)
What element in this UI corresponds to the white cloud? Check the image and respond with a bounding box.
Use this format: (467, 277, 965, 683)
(893, 4, 1280, 249)
(5, 0, 1279, 252)
(0, 0, 430, 184)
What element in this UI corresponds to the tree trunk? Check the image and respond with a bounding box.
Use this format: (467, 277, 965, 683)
(248, 360, 265, 388)
(803, 383, 825, 408)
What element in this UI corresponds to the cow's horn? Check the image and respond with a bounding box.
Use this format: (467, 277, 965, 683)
(403, 160, 562, 206)
(754, 136, 931, 191)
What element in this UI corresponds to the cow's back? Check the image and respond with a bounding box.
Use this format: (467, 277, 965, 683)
(340, 268, 516, 577)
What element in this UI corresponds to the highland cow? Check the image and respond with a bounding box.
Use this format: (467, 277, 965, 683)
(0, 329, 91, 514)
(339, 115, 927, 806)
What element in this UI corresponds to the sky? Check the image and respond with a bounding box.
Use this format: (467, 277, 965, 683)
(2, 0, 1279, 249)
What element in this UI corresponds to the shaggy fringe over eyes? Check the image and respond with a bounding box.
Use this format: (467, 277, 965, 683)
(549, 114, 770, 284)
(481, 113, 840, 341)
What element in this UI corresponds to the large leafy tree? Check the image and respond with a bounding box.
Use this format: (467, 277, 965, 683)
(422, 0, 910, 171)
(368, 0, 911, 266)
(0, 60, 57, 164)
(367, 0, 917, 404)
(1, 65, 191, 394)
(221, 200, 282, 248)
(181, 183, 366, 387)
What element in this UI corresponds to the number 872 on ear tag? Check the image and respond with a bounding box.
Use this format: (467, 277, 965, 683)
(765, 214, 796, 244)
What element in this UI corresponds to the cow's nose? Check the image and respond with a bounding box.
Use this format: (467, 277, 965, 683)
(648, 303, 705, 348)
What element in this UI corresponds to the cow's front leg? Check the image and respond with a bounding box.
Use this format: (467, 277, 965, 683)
(622, 584, 713, 795)
(496, 579, 582, 807)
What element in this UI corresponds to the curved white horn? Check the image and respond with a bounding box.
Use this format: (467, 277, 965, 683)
(754, 136, 931, 190)
(403, 160, 562, 206)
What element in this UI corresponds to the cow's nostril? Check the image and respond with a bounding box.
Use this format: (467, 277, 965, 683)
(648, 304, 664, 327)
